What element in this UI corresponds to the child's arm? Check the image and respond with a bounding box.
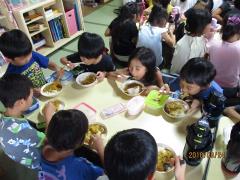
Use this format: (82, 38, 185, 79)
(96, 71, 107, 81)
(188, 99, 201, 115)
(42, 102, 56, 128)
(224, 106, 240, 122)
(156, 69, 164, 88)
(162, 29, 176, 47)
(60, 57, 75, 69)
(91, 135, 105, 165)
(107, 68, 129, 82)
(174, 156, 186, 180)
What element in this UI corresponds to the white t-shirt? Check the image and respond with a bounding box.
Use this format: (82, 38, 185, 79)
(170, 34, 207, 74)
(171, 0, 197, 13)
(137, 24, 167, 66)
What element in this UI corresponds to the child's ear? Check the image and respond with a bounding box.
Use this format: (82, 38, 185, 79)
(15, 99, 25, 107)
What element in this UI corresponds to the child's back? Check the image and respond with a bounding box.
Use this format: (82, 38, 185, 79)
(39, 110, 103, 180)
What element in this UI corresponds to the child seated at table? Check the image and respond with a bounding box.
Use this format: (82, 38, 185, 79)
(0, 74, 55, 170)
(108, 47, 165, 95)
(60, 32, 115, 81)
(0, 29, 62, 96)
(224, 105, 240, 122)
(39, 109, 104, 180)
(97, 128, 186, 180)
(179, 58, 225, 127)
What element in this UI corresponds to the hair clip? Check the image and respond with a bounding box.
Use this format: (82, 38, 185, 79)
(227, 16, 240, 25)
(0, 101, 6, 113)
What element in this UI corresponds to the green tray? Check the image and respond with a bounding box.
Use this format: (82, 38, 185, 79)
(145, 90, 170, 109)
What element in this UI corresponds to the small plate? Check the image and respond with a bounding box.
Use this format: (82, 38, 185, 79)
(40, 99, 65, 116)
(41, 82, 63, 98)
(76, 72, 97, 88)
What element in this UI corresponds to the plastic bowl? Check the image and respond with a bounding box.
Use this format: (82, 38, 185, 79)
(40, 82, 63, 98)
(84, 122, 107, 145)
(127, 96, 145, 116)
(163, 99, 189, 119)
(76, 72, 97, 88)
(155, 143, 176, 174)
(120, 80, 144, 97)
(40, 99, 65, 116)
(145, 90, 170, 110)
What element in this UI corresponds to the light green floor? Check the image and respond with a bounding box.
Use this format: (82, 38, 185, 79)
(0, 1, 119, 179)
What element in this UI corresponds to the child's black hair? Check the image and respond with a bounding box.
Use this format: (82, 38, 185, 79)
(128, 47, 157, 84)
(118, 2, 138, 21)
(0, 29, 32, 60)
(47, 110, 88, 151)
(185, 8, 212, 35)
(180, 57, 216, 87)
(78, 32, 105, 59)
(104, 128, 157, 180)
(153, 0, 171, 9)
(234, 0, 240, 10)
(0, 74, 33, 108)
(222, 15, 240, 41)
(148, 4, 168, 26)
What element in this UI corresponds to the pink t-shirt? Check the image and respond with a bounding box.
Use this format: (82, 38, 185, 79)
(209, 40, 240, 88)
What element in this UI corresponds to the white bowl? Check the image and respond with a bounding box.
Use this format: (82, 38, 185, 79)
(155, 143, 176, 174)
(40, 82, 63, 98)
(163, 99, 189, 119)
(120, 80, 144, 97)
(40, 99, 65, 116)
(76, 72, 97, 88)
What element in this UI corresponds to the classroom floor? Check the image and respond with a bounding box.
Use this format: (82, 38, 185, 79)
(43, 0, 120, 77)
(0, 1, 120, 179)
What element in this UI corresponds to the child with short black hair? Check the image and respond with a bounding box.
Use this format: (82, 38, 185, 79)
(60, 32, 115, 81)
(180, 58, 225, 127)
(97, 128, 186, 180)
(170, 8, 212, 74)
(108, 47, 164, 95)
(137, 4, 175, 67)
(39, 109, 104, 180)
(0, 74, 55, 169)
(0, 29, 62, 94)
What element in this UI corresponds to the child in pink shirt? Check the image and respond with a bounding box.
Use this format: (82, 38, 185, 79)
(209, 15, 240, 99)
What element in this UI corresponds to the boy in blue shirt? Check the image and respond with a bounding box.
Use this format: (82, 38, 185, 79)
(179, 58, 225, 127)
(0, 29, 62, 95)
(39, 109, 104, 180)
(0, 74, 55, 169)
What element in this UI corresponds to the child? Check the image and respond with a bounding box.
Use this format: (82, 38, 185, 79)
(0, 74, 55, 169)
(170, 8, 212, 74)
(108, 47, 164, 94)
(60, 32, 115, 81)
(39, 109, 104, 180)
(98, 128, 186, 180)
(224, 105, 240, 122)
(179, 58, 225, 127)
(0, 29, 62, 94)
(209, 15, 240, 100)
(105, 2, 139, 63)
(137, 4, 175, 67)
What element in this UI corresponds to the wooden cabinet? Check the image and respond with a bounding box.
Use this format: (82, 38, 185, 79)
(11, 0, 84, 55)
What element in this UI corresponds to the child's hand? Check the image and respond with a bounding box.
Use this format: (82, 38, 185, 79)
(96, 71, 106, 81)
(90, 134, 104, 153)
(56, 68, 64, 80)
(33, 88, 41, 97)
(159, 84, 170, 94)
(174, 156, 186, 180)
(43, 102, 56, 125)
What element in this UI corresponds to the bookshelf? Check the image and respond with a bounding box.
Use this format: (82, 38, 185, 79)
(12, 0, 84, 56)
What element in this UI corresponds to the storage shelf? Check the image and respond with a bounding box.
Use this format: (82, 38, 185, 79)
(30, 26, 48, 37)
(26, 16, 44, 25)
(46, 12, 63, 21)
(37, 30, 83, 55)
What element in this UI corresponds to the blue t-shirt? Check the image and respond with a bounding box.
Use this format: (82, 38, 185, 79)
(39, 155, 103, 180)
(5, 51, 49, 88)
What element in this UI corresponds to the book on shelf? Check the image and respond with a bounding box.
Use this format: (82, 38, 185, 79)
(32, 34, 46, 49)
(48, 17, 65, 42)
